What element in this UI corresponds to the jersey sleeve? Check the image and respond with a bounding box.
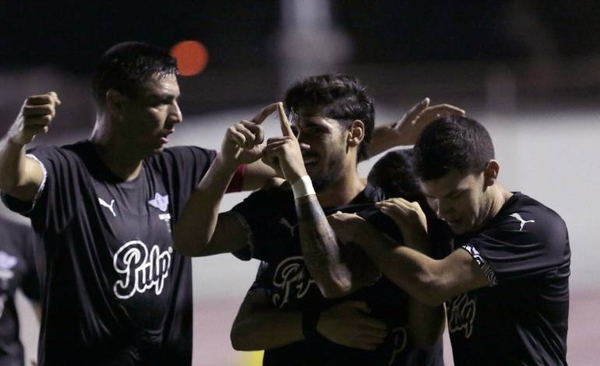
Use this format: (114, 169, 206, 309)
(358, 209, 404, 243)
(230, 190, 272, 261)
(2, 145, 80, 232)
(230, 188, 294, 262)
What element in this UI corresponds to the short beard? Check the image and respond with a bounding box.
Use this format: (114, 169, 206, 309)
(310, 160, 345, 193)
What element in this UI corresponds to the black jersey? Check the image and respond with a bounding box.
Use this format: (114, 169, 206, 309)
(2, 141, 216, 366)
(232, 184, 444, 366)
(447, 192, 570, 366)
(0, 218, 42, 366)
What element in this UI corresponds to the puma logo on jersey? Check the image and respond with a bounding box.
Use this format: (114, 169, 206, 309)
(112, 240, 172, 299)
(149, 193, 169, 212)
(279, 217, 297, 236)
(99, 197, 117, 217)
(509, 213, 535, 231)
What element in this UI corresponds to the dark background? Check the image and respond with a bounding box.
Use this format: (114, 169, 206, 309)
(2, 1, 599, 73)
(1, 1, 599, 130)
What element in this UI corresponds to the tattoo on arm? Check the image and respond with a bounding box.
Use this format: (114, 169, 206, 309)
(295, 196, 351, 296)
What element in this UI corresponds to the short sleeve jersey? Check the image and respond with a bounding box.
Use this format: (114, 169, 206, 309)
(0, 218, 42, 366)
(231, 184, 444, 366)
(447, 192, 570, 366)
(2, 141, 216, 366)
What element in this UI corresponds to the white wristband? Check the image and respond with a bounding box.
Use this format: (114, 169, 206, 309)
(292, 175, 316, 198)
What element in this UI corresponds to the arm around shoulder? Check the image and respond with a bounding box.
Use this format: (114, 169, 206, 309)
(330, 212, 490, 306)
(366, 234, 491, 306)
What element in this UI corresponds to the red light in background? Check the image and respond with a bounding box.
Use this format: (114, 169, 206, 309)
(170, 40, 209, 76)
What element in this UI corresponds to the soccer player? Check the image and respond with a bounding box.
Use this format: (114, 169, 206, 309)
(329, 115, 571, 366)
(174, 74, 447, 365)
(0, 42, 274, 366)
(0, 40, 462, 365)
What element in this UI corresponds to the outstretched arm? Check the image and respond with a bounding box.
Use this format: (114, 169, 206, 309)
(172, 103, 279, 257)
(367, 98, 465, 157)
(0, 92, 60, 201)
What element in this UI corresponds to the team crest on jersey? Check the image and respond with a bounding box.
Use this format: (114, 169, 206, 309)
(112, 240, 172, 299)
(0, 251, 17, 290)
(272, 256, 314, 308)
(148, 193, 169, 212)
(447, 292, 477, 338)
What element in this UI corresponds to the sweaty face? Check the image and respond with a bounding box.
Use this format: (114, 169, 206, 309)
(290, 106, 349, 191)
(119, 73, 182, 155)
(420, 169, 492, 234)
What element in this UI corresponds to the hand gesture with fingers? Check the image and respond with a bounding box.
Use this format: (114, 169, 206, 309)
(317, 300, 388, 350)
(9, 92, 61, 146)
(388, 98, 465, 146)
(222, 103, 278, 166)
(261, 103, 307, 183)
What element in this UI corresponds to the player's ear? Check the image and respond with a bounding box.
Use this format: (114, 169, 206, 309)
(483, 160, 499, 187)
(346, 119, 365, 148)
(106, 89, 128, 118)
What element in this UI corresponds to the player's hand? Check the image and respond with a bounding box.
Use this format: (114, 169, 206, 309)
(387, 98, 465, 146)
(375, 198, 428, 250)
(327, 212, 366, 245)
(222, 103, 278, 165)
(8, 92, 61, 146)
(261, 103, 307, 183)
(317, 300, 387, 350)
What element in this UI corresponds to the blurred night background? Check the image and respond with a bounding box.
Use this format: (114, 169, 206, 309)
(1, 1, 599, 365)
(2, 0, 600, 121)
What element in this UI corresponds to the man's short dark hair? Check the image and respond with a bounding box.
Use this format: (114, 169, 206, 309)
(92, 41, 179, 106)
(414, 115, 495, 181)
(368, 148, 447, 244)
(368, 148, 423, 202)
(284, 74, 375, 162)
